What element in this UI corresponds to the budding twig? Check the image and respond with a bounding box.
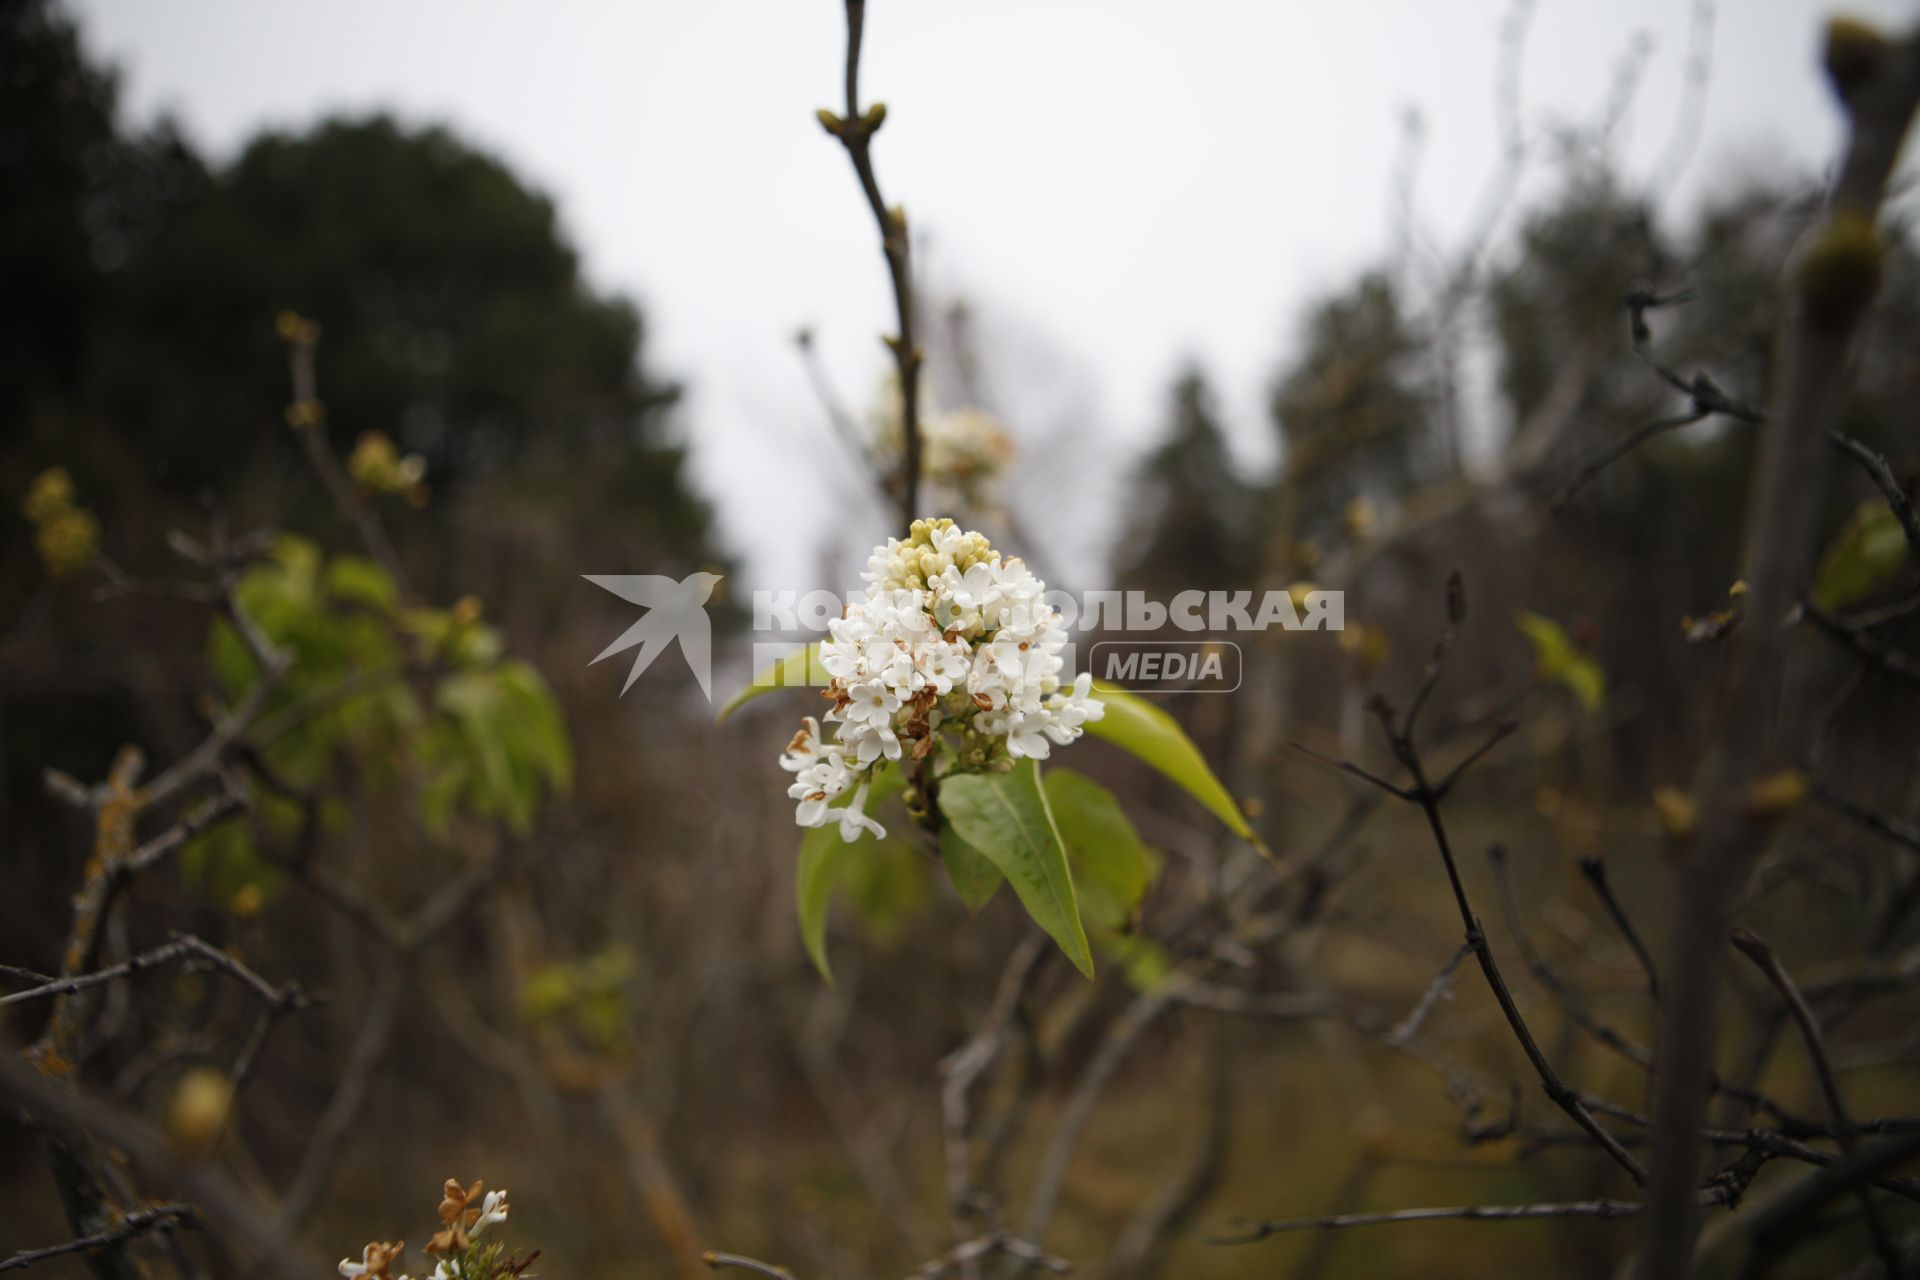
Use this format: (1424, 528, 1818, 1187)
(822, 0, 923, 529)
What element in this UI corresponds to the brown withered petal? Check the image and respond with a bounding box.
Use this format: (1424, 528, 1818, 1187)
(426, 1227, 470, 1256)
(438, 1178, 483, 1226)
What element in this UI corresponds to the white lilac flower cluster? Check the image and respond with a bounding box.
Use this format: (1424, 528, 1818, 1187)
(872, 380, 1016, 500)
(780, 519, 1104, 843)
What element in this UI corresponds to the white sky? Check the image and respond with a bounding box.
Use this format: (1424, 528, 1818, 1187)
(68, 0, 1920, 592)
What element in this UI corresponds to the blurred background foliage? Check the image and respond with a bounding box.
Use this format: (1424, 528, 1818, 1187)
(5, 1, 1920, 1277)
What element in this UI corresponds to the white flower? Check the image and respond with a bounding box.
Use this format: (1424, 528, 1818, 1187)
(841, 680, 900, 728)
(780, 520, 1096, 841)
(469, 1189, 509, 1237)
(1005, 710, 1052, 760)
(835, 782, 887, 841)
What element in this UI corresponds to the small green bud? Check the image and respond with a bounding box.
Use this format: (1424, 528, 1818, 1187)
(1799, 213, 1883, 330)
(863, 102, 888, 131)
(816, 108, 844, 137)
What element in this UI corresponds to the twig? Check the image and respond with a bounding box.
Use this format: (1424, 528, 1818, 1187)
(1730, 927, 1903, 1276)
(1214, 1196, 1655, 1243)
(702, 1252, 794, 1279)
(0, 934, 305, 1013)
(901, 1233, 1071, 1279)
(1829, 428, 1920, 554)
(938, 931, 1047, 1242)
(0, 1204, 198, 1274)
(272, 965, 402, 1232)
(821, 0, 923, 528)
(1811, 777, 1920, 855)
(1488, 846, 1653, 1070)
(281, 321, 413, 597)
(1579, 856, 1662, 1001)
(1386, 942, 1473, 1046)
(1020, 974, 1190, 1243)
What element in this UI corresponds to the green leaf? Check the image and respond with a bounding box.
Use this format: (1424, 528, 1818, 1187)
(939, 761, 1093, 978)
(1514, 609, 1605, 714)
(940, 824, 1005, 912)
(1816, 499, 1909, 610)
(322, 555, 398, 612)
(1084, 682, 1264, 853)
(1044, 769, 1160, 931)
(1099, 932, 1173, 993)
(796, 828, 850, 984)
(843, 838, 931, 944)
(794, 765, 906, 983)
(717, 642, 826, 722)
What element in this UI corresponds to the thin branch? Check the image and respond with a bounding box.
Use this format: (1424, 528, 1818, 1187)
(272, 965, 403, 1232)
(901, 1233, 1071, 1280)
(702, 1252, 795, 1279)
(1386, 942, 1473, 1046)
(1804, 603, 1920, 688)
(1579, 856, 1662, 1002)
(1730, 927, 1903, 1275)
(0, 1204, 198, 1274)
(1829, 428, 1920, 554)
(939, 931, 1047, 1240)
(1213, 1196, 1654, 1243)
(1020, 974, 1190, 1243)
(1811, 777, 1920, 856)
(822, 0, 923, 529)
(281, 322, 413, 598)
(0, 934, 306, 1013)
(1551, 409, 1709, 511)
(1489, 846, 1653, 1070)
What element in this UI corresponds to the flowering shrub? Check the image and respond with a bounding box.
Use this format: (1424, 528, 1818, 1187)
(338, 1179, 532, 1280)
(737, 518, 1262, 982)
(779, 518, 1104, 840)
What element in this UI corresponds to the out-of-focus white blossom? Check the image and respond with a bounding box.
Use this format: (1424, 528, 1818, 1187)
(779, 518, 1104, 840)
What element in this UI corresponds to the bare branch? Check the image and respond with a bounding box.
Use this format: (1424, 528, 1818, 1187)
(1730, 927, 1903, 1275)
(0, 1204, 198, 1275)
(1829, 428, 1920, 555)
(823, 0, 923, 528)
(703, 1252, 795, 1279)
(1213, 1196, 1654, 1243)
(1579, 856, 1662, 1002)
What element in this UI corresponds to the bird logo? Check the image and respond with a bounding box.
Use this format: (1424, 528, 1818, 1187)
(583, 572, 724, 700)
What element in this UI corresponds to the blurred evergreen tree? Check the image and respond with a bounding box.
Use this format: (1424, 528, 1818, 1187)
(1268, 271, 1435, 545)
(2, 1, 728, 586)
(1112, 366, 1262, 597)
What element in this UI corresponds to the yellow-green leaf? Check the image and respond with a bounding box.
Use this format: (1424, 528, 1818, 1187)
(794, 764, 906, 983)
(717, 642, 827, 722)
(1084, 682, 1264, 852)
(1815, 499, 1908, 610)
(1515, 609, 1605, 714)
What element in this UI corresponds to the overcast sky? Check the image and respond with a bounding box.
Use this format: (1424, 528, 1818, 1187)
(68, 0, 1920, 591)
